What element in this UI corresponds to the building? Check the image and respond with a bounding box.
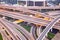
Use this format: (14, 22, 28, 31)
(17, 0, 46, 6)
(17, 0, 60, 6)
(0, 0, 17, 4)
(0, 0, 60, 6)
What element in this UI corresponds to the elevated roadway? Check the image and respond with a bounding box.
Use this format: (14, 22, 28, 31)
(0, 3, 58, 40)
(0, 18, 35, 40)
(37, 16, 60, 40)
(0, 18, 27, 40)
(0, 20, 19, 40)
(30, 26, 37, 39)
(45, 11, 60, 16)
(0, 27, 10, 40)
(25, 6, 60, 10)
(0, 9, 50, 26)
(1, 31, 10, 40)
(0, 4, 53, 21)
(0, 4, 60, 40)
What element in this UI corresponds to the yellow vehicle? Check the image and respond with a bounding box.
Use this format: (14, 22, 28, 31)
(35, 13, 52, 21)
(13, 19, 24, 23)
(43, 17, 52, 21)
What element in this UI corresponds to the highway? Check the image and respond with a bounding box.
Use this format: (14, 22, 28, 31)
(0, 18, 20, 40)
(1, 18, 28, 40)
(0, 18, 35, 40)
(0, 22, 12, 40)
(45, 11, 60, 16)
(0, 22, 14, 40)
(1, 31, 10, 40)
(0, 9, 50, 25)
(25, 5, 60, 10)
(0, 4, 60, 40)
(1, 18, 27, 40)
(36, 27, 42, 37)
(0, 4, 53, 20)
(37, 16, 60, 40)
(0, 24, 7, 40)
(0, 27, 10, 40)
(30, 26, 37, 39)
(45, 11, 60, 18)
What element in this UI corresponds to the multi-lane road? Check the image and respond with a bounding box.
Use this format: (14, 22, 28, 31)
(0, 18, 19, 40)
(30, 26, 37, 39)
(0, 4, 60, 40)
(0, 4, 53, 20)
(0, 18, 35, 40)
(25, 5, 60, 10)
(0, 9, 50, 25)
(37, 16, 60, 40)
(0, 18, 27, 40)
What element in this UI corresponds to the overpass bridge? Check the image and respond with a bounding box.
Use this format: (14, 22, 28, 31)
(0, 4, 53, 21)
(0, 4, 60, 21)
(0, 4, 60, 40)
(0, 4, 60, 30)
(25, 5, 60, 10)
(0, 12, 60, 40)
(37, 16, 60, 40)
(0, 4, 58, 29)
(0, 9, 50, 26)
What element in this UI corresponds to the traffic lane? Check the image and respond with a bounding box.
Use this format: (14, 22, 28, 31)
(0, 9, 50, 25)
(1, 18, 35, 40)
